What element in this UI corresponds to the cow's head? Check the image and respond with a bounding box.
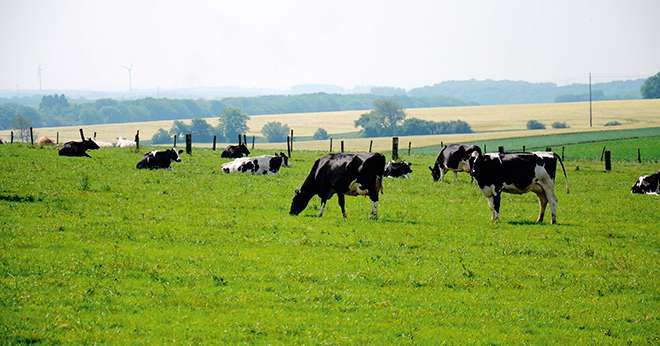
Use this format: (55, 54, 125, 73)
(468, 151, 484, 177)
(278, 152, 290, 167)
(400, 161, 413, 174)
(428, 163, 441, 182)
(289, 189, 310, 215)
(85, 138, 100, 150)
(631, 174, 658, 194)
(168, 148, 183, 162)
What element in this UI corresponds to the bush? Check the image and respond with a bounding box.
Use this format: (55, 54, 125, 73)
(551, 121, 569, 129)
(313, 128, 329, 140)
(400, 118, 472, 136)
(604, 120, 621, 126)
(527, 120, 546, 130)
(261, 121, 290, 142)
(151, 128, 172, 144)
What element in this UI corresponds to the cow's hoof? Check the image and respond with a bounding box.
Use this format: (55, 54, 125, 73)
(369, 214, 378, 220)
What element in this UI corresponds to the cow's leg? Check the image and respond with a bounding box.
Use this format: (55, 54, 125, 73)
(83, 151, 92, 158)
(439, 168, 446, 182)
(534, 190, 548, 223)
(337, 193, 347, 220)
(318, 198, 327, 217)
(453, 171, 458, 181)
(492, 193, 501, 221)
(542, 183, 558, 224)
(368, 189, 379, 219)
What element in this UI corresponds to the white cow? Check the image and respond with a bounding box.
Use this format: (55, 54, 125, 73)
(115, 137, 136, 148)
(222, 153, 289, 175)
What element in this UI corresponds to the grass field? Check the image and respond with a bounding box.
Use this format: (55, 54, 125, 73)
(1, 139, 658, 343)
(1, 99, 659, 151)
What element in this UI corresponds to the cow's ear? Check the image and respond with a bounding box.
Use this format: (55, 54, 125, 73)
(178, 149, 183, 154)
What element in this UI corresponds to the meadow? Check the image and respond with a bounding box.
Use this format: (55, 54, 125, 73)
(1, 99, 659, 152)
(0, 140, 658, 344)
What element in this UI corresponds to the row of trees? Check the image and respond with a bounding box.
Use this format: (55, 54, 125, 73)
(354, 99, 473, 137)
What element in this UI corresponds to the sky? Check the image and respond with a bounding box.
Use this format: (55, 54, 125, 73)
(1, 0, 659, 91)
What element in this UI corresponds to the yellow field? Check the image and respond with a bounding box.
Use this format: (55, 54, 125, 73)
(1, 99, 658, 151)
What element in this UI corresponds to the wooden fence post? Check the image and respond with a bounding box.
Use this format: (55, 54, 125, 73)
(637, 148, 641, 163)
(30, 127, 34, 145)
(561, 146, 565, 160)
(408, 141, 412, 156)
(10, 131, 13, 144)
(56, 132, 59, 144)
(369, 140, 373, 153)
(185, 134, 192, 155)
(329, 138, 333, 152)
(243, 134, 247, 147)
(498, 146, 504, 154)
(441, 141, 444, 148)
(392, 137, 399, 161)
(604, 150, 611, 171)
(173, 134, 177, 147)
(286, 136, 291, 157)
(522, 145, 526, 152)
(79, 128, 85, 141)
(251, 136, 255, 150)
(212, 135, 217, 151)
(135, 130, 140, 150)
(600, 146, 606, 161)
(483, 144, 487, 153)
(93, 131, 97, 139)
(289, 129, 294, 157)
(545, 146, 552, 152)
(238, 134, 242, 145)
(340, 140, 345, 153)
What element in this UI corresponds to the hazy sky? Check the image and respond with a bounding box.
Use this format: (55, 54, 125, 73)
(1, 0, 659, 91)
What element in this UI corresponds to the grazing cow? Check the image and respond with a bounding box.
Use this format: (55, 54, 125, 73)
(136, 148, 183, 169)
(631, 171, 659, 195)
(469, 151, 569, 224)
(384, 160, 413, 178)
(222, 153, 289, 174)
(37, 136, 55, 145)
(58, 138, 100, 157)
(290, 152, 385, 219)
(221, 144, 250, 158)
(429, 144, 482, 181)
(116, 137, 136, 148)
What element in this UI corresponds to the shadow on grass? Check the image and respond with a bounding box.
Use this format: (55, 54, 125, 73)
(0, 193, 41, 203)
(506, 220, 573, 226)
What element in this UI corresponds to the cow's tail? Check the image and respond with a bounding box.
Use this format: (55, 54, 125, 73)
(553, 153, 570, 194)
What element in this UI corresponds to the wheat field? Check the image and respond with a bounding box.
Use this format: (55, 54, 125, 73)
(1, 99, 659, 151)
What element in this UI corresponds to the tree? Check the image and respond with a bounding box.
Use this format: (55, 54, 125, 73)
(218, 107, 249, 140)
(169, 120, 190, 137)
(261, 121, 290, 142)
(151, 128, 172, 144)
(313, 128, 329, 140)
(641, 72, 660, 99)
(527, 120, 546, 130)
(354, 99, 406, 137)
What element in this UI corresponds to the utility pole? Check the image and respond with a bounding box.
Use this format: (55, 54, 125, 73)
(589, 72, 592, 128)
(121, 65, 133, 92)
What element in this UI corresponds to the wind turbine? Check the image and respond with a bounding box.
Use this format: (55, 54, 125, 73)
(121, 65, 133, 92)
(37, 65, 44, 91)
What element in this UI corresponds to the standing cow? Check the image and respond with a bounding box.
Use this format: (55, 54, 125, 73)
(221, 144, 250, 158)
(429, 144, 482, 182)
(290, 152, 385, 219)
(136, 149, 183, 169)
(58, 138, 100, 157)
(469, 151, 569, 224)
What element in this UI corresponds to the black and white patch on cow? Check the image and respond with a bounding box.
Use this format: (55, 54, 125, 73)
(289, 152, 385, 219)
(58, 138, 101, 157)
(220, 144, 250, 158)
(631, 171, 660, 195)
(222, 153, 289, 174)
(136, 148, 183, 169)
(429, 144, 482, 182)
(384, 160, 413, 178)
(469, 151, 569, 224)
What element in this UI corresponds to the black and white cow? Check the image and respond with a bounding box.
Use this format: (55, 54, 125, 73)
(429, 144, 482, 181)
(58, 138, 100, 157)
(384, 160, 413, 178)
(220, 144, 250, 158)
(136, 148, 183, 169)
(222, 153, 289, 174)
(631, 171, 659, 195)
(468, 151, 569, 224)
(290, 152, 385, 219)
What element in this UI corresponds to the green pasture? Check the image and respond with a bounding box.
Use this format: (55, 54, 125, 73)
(0, 141, 658, 344)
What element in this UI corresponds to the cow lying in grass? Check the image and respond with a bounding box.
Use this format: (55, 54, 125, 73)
(290, 152, 385, 219)
(469, 151, 569, 224)
(58, 138, 100, 157)
(222, 153, 289, 174)
(221, 144, 250, 158)
(631, 171, 659, 195)
(384, 160, 412, 178)
(136, 149, 183, 169)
